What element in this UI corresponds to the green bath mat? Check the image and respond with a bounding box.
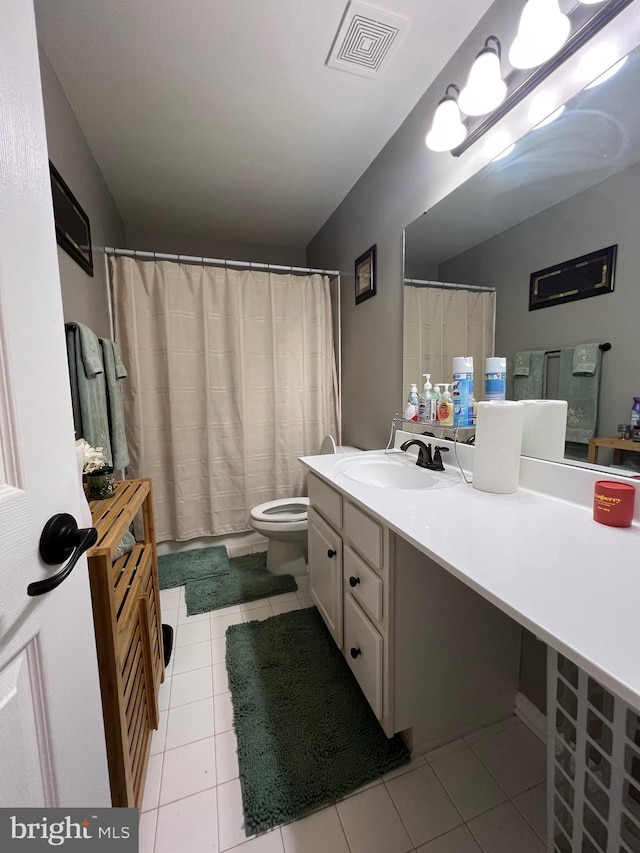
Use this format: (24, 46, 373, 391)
(226, 607, 410, 835)
(157, 545, 230, 590)
(184, 552, 297, 615)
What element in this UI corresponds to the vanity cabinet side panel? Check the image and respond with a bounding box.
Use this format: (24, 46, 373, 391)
(308, 506, 343, 648)
(393, 536, 521, 752)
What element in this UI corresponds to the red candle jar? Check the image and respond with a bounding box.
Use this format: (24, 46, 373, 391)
(593, 480, 636, 527)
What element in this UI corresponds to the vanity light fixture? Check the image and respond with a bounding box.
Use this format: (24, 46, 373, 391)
(527, 90, 563, 126)
(585, 54, 627, 87)
(458, 36, 507, 116)
(425, 84, 467, 152)
(508, 0, 571, 70)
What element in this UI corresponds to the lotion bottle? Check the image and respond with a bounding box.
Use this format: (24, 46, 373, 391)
(419, 374, 435, 422)
(438, 383, 454, 426)
(405, 383, 420, 421)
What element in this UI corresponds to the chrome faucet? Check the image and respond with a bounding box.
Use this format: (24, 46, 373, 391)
(400, 439, 450, 471)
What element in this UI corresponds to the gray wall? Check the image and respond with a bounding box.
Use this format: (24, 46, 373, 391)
(440, 161, 640, 454)
(126, 228, 307, 267)
(307, 0, 525, 450)
(39, 46, 126, 339)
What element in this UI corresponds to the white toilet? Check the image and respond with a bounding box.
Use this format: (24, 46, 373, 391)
(249, 435, 360, 577)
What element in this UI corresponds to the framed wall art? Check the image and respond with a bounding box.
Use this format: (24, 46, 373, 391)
(355, 244, 376, 305)
(50, 161, 94, 276)
(529, 244, 616, 311)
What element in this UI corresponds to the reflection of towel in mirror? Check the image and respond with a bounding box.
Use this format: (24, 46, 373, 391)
(559, 346, 602, 443)
(66, 322, 112, 465)
(100, 338, 130, 470)
(572, 342, 599, 375)
(513, 350, 546, 400)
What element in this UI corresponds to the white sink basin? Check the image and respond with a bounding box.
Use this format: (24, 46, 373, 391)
(335, 453, 461, 490)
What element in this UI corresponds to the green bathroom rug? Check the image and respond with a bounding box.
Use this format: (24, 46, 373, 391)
(184, 552, 297, 614)
(225, 607, 410, 835)
(157, 545, 230, 590)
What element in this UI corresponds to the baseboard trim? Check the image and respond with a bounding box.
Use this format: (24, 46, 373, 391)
(515, 691, 547, 744)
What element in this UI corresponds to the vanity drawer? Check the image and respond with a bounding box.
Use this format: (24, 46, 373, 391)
(344, 546, 382, 623)
(344, 501, 383, 571)
(344, 594, 383, 720)
(308, 473, 342, 529)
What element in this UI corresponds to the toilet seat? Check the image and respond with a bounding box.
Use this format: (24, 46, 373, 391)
(250, 497, 310, 526)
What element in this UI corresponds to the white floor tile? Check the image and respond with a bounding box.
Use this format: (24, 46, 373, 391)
(171, 640, 212, 676)
(214, 692, 234, 733)
(382, 755, 426, 782)
(165, 697, 215, 750)
(141, 752, 163, 813)
(169, 667, 213, 708)
(138, 809, 157, 853)
(386, 763, 463, 847)
(425, 739, 467, 765)
(176, 619, 212, 648)
(215, 729, 240, 785)
(150, 710, 168, 756)
(281, 804, 350, 853)
(241, 598, 271, 611)
(160, 607, 178, 629)
(463, 721, 505, 746)
(217, 778, 254, 851)
(337, 782, 413, 853)
(212, 662, 230, 695)
(429, 745, 507, 821)
(159, 588, 181, 610)
(268, 592, 299, 605)
(159, 737, 216, 806)
(271, 599, 302, 616)
(154, 787, 218, 853)
(210, 604, 242, 618)
(242, 605, 274, 622)
(230, 830, 285, 852)
(212, 636, 226, 665)
(500, 715, 520, 730)
(416, 825, 483, 853)
(211, 611, 244, 639)
(157, 676, 172, 713)
(297, 597, 314, 609)
(512, 782, 547, 841)
(470, 725, 546, 798)
(178, 604, 210, 625)
(467, 801, 545, 853)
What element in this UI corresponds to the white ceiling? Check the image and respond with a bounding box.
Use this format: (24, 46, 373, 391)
(34, 0, 495, 249)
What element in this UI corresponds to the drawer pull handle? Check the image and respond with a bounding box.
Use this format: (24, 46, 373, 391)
(327, 549, 337, 558)
(349, 576, 360, 587)
(350, 647, 361, 659)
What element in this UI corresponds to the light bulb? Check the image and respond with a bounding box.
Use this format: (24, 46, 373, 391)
(459, 38, 507, 116)
(508, 0, 571, 70)
(533, 105, 565, 129)
(527, 90, 562, 126)
(585, 55, 627, 89)
(578, 0, 606, 4)
(426, 87, 467, 152)
(483, 130, 514, 161)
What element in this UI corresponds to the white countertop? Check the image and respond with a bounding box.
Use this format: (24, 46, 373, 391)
(301, 442, 640, 712)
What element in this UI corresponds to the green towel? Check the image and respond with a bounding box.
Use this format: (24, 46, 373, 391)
(66, 322, 112, 465)
(513, 350, 546, 400)
(100, 339, 129, 470)
(558, 346, 602, 443)
(158, 545, 230, 589)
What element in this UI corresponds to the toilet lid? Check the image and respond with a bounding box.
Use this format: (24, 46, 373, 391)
(250, 497, 310, 524)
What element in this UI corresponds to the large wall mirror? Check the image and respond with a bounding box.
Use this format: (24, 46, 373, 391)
(404, 40, 640, 473)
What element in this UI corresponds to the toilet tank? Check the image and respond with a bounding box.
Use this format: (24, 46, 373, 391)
(319, 435, 360, 455)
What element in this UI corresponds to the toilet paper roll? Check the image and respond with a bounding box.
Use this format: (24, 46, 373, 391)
(473, 401, 524, 494)
(520, 399, 568, 462)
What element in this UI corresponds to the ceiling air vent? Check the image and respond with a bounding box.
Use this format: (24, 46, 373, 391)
(327, 1, 408, 78)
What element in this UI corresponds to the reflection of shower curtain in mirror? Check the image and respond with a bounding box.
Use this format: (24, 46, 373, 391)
(112, 257, 339, 541)
(403, 285, 495, 398)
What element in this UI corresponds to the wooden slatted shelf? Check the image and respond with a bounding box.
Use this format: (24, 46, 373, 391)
(86, 478, 163, 807)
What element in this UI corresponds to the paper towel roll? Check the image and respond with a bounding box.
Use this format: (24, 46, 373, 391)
(520, 399, 568, 462)
(473, 401, 524, 494)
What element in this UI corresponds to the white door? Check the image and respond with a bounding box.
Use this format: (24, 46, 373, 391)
(0, 1, 110, 807)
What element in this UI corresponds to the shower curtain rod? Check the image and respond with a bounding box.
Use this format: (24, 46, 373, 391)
(105, 247, 339, 277)
(403, 278, 495, 293)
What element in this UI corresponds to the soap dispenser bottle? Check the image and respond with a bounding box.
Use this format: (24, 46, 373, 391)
(438, 383, 454, 426)
(405, 383, 420, 421)
(419, 374, 435, 423)
(433, 385, 442, 421)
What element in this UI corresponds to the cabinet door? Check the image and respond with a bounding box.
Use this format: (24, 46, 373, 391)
(308, 507, 343, 647)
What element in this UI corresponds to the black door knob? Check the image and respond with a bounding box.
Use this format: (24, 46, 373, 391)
(327, 549, 337, 558)
(27, 513, 98, 597)
(350, 647, 361, 659)
(349, 576, 360, 587)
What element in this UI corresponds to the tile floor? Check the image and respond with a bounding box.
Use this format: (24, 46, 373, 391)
(142, 565, 548, 853)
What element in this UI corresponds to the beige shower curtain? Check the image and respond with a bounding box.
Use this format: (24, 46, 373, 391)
(403, 284, 495, 395)
(112, 258, 338, 541)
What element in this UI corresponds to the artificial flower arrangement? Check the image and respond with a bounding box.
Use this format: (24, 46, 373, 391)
(76, 438, 108, 473)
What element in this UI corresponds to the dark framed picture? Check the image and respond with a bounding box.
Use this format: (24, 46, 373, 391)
(355, 244, 376, 305)
(529, 244, 616, 311)
(49, 161, 94, 276)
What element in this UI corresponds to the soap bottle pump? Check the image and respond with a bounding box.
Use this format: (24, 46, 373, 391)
(438, 383, 454, 426)
(419, 374, 434, 423)
(405, 383, 420, 421)
(433, 385, 442, 421)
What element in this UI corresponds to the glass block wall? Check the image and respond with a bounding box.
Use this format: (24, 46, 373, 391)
(548, 648, 640, 852)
